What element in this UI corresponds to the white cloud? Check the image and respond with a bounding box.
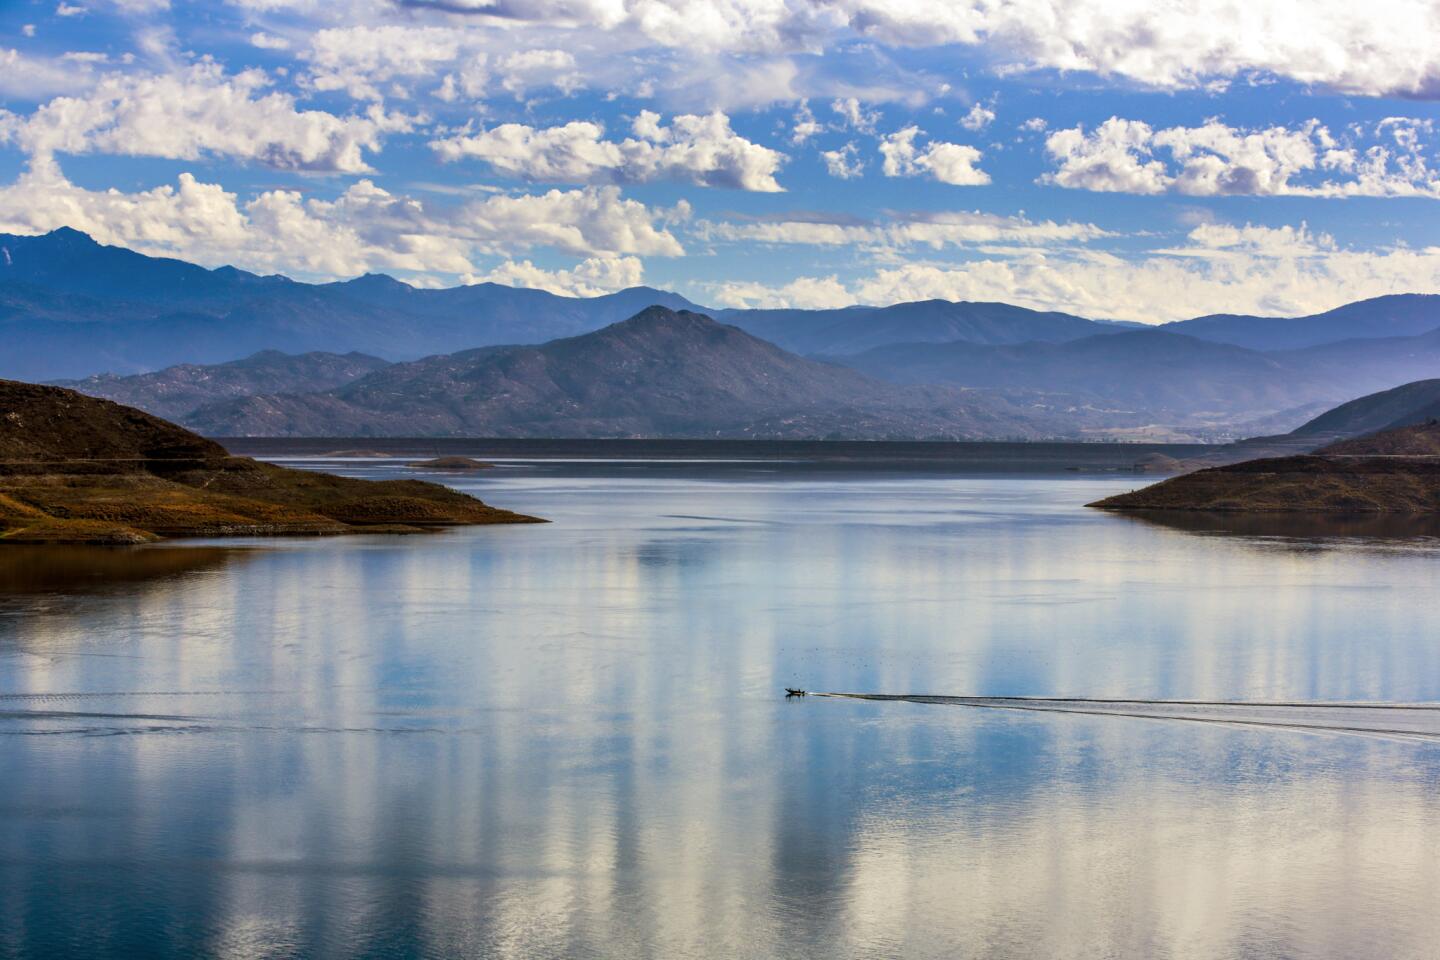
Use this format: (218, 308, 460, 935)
(698, 209, 1108, 250)
(479, 256, 645, 296)
(790, 101, 822, 144)
(0, 158, 684, 282)
(1044, 116, 1440, 198)
(0, 48, 100, 97)
(708, 274, 854, 309)
(252, 0, 1440, 100)
(960, 102, 995, 132)
(432, 111, 787, 191)
(7, 63, 411, 173)
(1042, 118, 1171, 194)
(21, 25, 36, 37)
(497, 48, 582, 97)
(701, 221, 1440, 322)
(249, 32, 291, 50)
(55, 3, 85, 16)
(302, 25, 479, 101)
(879, 126, 990, 186)
(821, 142, 864, 179)
(831, 97, 879, 133)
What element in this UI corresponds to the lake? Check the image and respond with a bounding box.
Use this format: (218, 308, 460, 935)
(3, 456, 1439, 959)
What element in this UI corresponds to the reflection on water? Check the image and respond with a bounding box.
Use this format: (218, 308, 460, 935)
(0, 544, 246, 596)
(2, 469, 1439, 959)
(1112, 507, 1440, 547)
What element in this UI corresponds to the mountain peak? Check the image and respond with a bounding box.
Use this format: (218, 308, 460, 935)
(44, 226, 100, 246)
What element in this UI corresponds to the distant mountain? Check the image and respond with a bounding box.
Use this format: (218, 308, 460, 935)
(0, 228, 700, 379)
(836, 330, 1323, 420)
(1288, 379, 1440, 438)
(838, 323, 1440, 434)
(1165, 295, 1440, 351)
(186, 308, 1054, 439)
(51, 350, 391, 422)
(716, 299, 1116, 355)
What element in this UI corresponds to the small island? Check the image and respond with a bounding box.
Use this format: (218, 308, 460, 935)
(409, 456, 496, 471)
(1091, 423, 1440, 514)
(0, 380, 542, 544)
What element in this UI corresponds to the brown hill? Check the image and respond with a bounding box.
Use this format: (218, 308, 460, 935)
(1090, 455, 1440, 514)
(0, 380, 540, 543)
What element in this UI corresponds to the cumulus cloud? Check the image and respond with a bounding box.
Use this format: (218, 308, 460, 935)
(0, 158, 684, 281)
(821, 142, 864, 179)
(6, 62, 410, 173)
(960, 102, 995, 132)
(303, 25, 483, 100)
(432, 111, 787, 191)
(879, 126, 990, 186)
(790, 100, 822, 144)
(250, 32, 290, 50)
(831, 97, 879, 133)
(1044, 116, 1440, 198)
(480, 256, 645, 296)
(497, 48, 582, 96)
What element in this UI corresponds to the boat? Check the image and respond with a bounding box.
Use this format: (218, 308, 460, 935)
(785, 688, 807, 697)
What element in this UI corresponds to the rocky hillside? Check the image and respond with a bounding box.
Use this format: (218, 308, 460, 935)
(187, 307, 1055, 440)
(0, 380, 539, 543)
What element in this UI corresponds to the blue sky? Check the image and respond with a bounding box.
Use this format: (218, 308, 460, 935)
(2, 0, 1440, 321)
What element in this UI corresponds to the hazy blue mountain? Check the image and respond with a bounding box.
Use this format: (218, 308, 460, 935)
(1164, 294, 1440, 350)
(0, 229, 699, 379)
(52, 350, 391, 422)
(186, 308, 1056, 440)
(716, 299, 1118, 354)
(1288, 379, 1440, 438)
(836, 330, 1324, 418)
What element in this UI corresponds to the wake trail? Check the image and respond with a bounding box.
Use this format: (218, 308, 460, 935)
(814, 693, 1440, 742)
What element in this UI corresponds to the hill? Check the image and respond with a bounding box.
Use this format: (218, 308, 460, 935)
(0, 380, 539, 543)
(186, 307, 1054, 439)
(51, 350, 391, 422)
(1090, 454, 1440, 514)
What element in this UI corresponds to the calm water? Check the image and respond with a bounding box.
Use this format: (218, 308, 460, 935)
(3, 461, 1440, 959)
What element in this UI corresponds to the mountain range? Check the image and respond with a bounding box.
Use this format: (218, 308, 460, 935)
(180, 308, 1053, 439)
(7, 228, 1440, 439)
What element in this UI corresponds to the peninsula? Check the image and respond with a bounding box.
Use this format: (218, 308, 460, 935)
(0, 380, 541, 543)
(1090, 423, 1440, 514)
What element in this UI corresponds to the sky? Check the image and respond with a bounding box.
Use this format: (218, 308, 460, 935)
(2, 0, 1440, 322)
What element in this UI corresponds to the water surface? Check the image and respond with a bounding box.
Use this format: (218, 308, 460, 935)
(3, 462, 1439, 959)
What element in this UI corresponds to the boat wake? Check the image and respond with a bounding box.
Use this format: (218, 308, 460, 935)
(814, 693, 1440, 742)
